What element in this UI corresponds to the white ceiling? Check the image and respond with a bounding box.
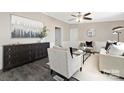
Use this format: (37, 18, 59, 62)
(43, 12, 124, 24)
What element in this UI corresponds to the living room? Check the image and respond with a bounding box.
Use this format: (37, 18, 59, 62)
(0, 12, 124, 81)
(46, 12, 124, 81)
(1, 0, 124, 93)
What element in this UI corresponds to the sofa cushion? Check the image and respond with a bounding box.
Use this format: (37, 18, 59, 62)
(109, 44, 124, 56)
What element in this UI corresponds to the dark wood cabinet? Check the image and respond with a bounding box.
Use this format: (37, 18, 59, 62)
(3, 42, 50, 71)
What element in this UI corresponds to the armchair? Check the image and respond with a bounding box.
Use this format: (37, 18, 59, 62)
(47, 47, 83, 80)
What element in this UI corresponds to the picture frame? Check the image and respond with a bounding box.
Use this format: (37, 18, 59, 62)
(10, 14, 43, 38)
(87, 28, 96, 37)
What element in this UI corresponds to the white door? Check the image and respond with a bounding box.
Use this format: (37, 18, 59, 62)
(70, 28, 78, 41)
(55, 27, 61, 46)
(70, 28, 79, 48)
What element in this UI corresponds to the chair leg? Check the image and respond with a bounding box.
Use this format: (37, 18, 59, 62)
(50, 69, 53, 75)
(66, 79, 70, 81)
(64, 78, 70, 81)
(80, 67, 82, 71)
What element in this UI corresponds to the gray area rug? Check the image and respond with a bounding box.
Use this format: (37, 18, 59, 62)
(0, 58, 77, 81)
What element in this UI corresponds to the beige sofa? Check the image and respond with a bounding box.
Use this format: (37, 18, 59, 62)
(99, 48, 124, 78)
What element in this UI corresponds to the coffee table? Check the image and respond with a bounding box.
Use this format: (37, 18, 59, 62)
(83, 49, 99, 63)
(72, 48, 99, 71)
(80, 49, 99, 71)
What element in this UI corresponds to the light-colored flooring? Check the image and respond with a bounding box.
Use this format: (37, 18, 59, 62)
(73, 54, 124, 81)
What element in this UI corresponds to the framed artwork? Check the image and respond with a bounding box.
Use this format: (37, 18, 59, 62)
(10, 14, 43, 38)
(87, 28, 96, 37)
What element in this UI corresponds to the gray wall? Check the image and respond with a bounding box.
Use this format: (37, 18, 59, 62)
(70, 21, 124, 42)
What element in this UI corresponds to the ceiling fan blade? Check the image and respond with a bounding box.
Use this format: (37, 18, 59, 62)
(71, 14, 77, 17)
(68, 18, 75, 21)
(84, 17, 92, 20)
(84, 12, 91, 16)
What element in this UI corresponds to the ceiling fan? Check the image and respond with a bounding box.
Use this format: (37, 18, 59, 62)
(68, 12, 92, 22)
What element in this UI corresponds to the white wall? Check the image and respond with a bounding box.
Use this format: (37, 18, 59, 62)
(0, 12, 70, 69)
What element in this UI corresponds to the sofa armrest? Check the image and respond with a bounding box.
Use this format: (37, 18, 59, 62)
(99, 53, 124, 59)
(99, 53, 124, 77)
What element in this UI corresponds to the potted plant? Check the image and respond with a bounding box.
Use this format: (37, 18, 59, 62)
(79, 42, 85, 49)
(39, 26, 49, 39)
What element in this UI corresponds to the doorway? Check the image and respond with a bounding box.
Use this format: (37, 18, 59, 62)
(55, 27, 62, 46)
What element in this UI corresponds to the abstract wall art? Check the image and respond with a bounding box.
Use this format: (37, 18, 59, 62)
(11, 15, 43, 38)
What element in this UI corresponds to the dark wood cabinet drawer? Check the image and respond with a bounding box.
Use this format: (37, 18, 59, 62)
(3, 42, 50, 71)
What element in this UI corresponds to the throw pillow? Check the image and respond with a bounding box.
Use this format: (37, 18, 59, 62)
(113, 42, 117, 45)
(105, 41, 111, 50)
(105, 40, 117, 50)
(122, 53, 124, 56)
(109, 44, 124, 56)
(86, 41, 93, 47)
(69, 47, 73, 58)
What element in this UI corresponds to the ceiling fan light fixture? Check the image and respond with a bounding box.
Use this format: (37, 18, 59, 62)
(76, 18, 82, 22)
(76, 18, 80, 22)
(76, 17, 82, 22)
